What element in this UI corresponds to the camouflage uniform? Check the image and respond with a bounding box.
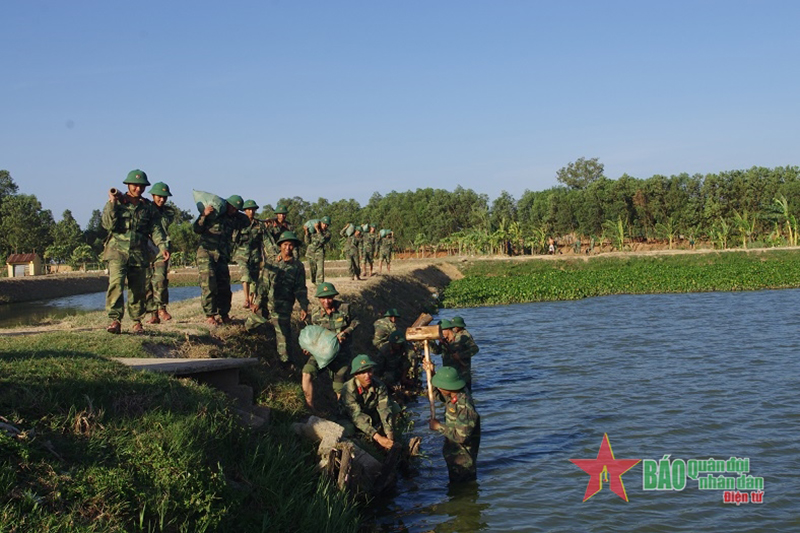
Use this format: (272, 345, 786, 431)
(268, 220, 299, 260)
(372, 317, 397, 352)
(304, 301, 359, 394)
(342, 230, 362, 279)
(437, 330, 479, 389)
(361, 229, 377, 270)
(338, 375, 395, 439)
(379, 233, 394, 265)
(304, 224, 331, 284)
(193, 208, 249, 318)
(435, 388, 481, 483)
(145, 203, 179, 313)
(254, 255, 309, 363)
(233, 218, 265, 285)
(102, 196, 168, 323)
(374, 340, 416, 389)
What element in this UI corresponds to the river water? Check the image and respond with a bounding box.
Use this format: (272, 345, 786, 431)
(370, 289, 800, 532)
(0, 285, 241, 328)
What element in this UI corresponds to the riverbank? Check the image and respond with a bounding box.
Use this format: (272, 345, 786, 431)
(0, 260, 457, 532)
(442, 248, 800, 307)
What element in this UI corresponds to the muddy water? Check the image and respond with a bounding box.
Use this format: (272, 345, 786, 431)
(370, 289, 800, 532)
(0, 285, 242, 328)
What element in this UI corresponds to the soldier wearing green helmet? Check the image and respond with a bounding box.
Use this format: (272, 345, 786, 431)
(338, 354, 395, 451)
(303, 215, 332, 284)
(302, 282, 359, 411)
(251, 230, 309, 364)
(233, 199, 266, 308)
(423, 361, 481, 483)
(102, 169, 169, 334)
(378, 229, 394, 273)
(265, 203, 299, 260)
(372, 307, 400, 352)
(193, 193, 249, 326)
(361, 224, 378, 277)
(144, 181, 180, 324)
(339, 224, 362, 280)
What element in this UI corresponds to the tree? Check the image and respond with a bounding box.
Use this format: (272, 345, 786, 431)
(0, 194, 54, 254)
(556, 157, 605, 190)
(70, 244, 97, 271)
(732, 209, 757, 249)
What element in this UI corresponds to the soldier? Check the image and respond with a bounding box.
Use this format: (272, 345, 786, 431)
(378, 230, 394, 273)
(433, 318, 478, 390)
(372, 308, 400, 352)
(338, 354, 395, 451)
(361, 224, 378, 277)
(102, 169, 169, 334)
(424, 362, 481, 483)
(340, 225, 362, 280)
(447, 316, 480, 389)
(193, 194, 249, 326)
(253, 230, 309, 364)
(233, 199, 265, 308)
(302, 282, 359, 411)
(304, 215, 331, 284)
(144, 182, 179, 324)
(267, 203, 299, 260)
(374, 330, 418, 391)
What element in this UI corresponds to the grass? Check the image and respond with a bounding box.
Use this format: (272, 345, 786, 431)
(0, 300, 361, 532)
(443, 249, 800, 307)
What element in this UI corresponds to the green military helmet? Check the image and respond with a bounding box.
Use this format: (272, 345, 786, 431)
(431, 366, 466, 391)
(384, 308, 400, 318)
(321, 215, 331, 225)
(227, 195, 244, 210)
(388, 330, 405, 344)
(124, 169, 150, 186)
(274, 204, 289, 214)
(439, 318, 454, 330)
(451, 316, 467, 328)
(242, 199, 259, 210)
(350, 354, 376, 374)
(315, 282, 339, 298)
(369, 224, 376, 229)
(149, 182, 172, 197)
(276, 230, 301, 245)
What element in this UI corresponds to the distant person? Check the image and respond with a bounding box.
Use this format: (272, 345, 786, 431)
(303, 282, 359, 411)
(233, 199, 265, 308)
(361, 224, 378, 277)
(304, 216, 331, 284)
(193, 195, 249, 326)
(340, 225, 362, 280)
(102, 169, 169, 334)
(144, 181, 179, 324)
(267, 203, 299, 260)
(434, 318, 479, 389)
(339, 354, 395, 451)
(378, 230, 394, 273)
(548, 237, 555, 255)
(424, 361, 481, 483)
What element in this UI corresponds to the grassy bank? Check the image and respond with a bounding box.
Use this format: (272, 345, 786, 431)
(442, 249, 800, 307)
(0, 329, 359, 533)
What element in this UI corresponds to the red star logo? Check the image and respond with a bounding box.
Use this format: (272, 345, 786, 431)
(570, 433, 640, 502)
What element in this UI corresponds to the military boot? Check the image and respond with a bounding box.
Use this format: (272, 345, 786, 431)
(158, 308, 172, 321)
(106, 320, 121, 334)
(145, 313, 160, 325)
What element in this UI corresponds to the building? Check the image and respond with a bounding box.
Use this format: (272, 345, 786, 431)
(6, 253, 43, 277)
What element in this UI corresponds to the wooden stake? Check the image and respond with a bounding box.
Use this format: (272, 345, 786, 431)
(423, 339, 436, 420)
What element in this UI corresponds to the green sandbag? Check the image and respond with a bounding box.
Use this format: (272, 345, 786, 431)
(344, 223, 355, 236)
(193, 190, 226, 214)
(299, 325, 340, 369)
(304, 219, 320, 234)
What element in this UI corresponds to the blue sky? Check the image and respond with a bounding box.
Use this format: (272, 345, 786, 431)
(2, 1, 799, 227)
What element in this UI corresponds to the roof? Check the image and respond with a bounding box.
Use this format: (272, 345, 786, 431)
(6, 253, 40, 264)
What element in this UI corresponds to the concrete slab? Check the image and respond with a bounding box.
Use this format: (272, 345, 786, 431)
(112, 357, 259, 375)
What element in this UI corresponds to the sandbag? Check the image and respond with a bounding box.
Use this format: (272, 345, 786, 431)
(304, 219, 320, 234)
(344, 223, 355, 236)
(361, 223, 369, 232)
(380, 229, 391, 238)
(299, 325, 340, 369)
(193, 190, 226, 214)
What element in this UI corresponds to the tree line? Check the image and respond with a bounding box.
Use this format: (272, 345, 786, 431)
(1, 162, 799, 274)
